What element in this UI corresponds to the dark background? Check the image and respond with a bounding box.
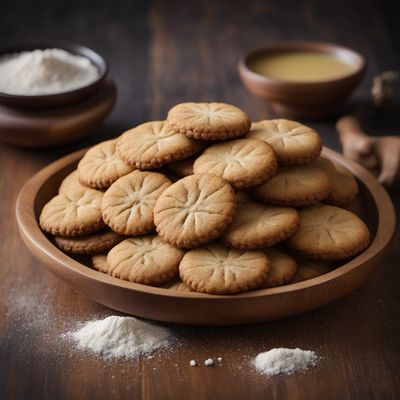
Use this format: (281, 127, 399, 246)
(1, 1, 399, 399)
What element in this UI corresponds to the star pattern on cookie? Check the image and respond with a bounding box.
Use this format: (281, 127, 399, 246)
(179, 243, 269, 294)
(78, 139, 134, 189)
(154, 174, 236, 248)
(247, 119, 322, 165)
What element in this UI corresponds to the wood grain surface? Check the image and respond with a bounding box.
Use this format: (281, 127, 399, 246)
(1, 0, 399, 399)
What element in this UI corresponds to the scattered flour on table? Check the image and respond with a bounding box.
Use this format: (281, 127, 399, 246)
(0, 48, 99, 95)
(253, 348, 318, 376)
(66, 316, 171, 359)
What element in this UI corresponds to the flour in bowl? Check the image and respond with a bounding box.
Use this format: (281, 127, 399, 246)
(0, 48, 99, 95)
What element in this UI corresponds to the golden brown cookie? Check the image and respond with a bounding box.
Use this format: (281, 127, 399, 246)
(102, 170, 171, 236)
(247, 119, 322, 166)
(252, 165, 331, 206)
(77, 139, 134, 190)
(154, 174, 237, 248)
(39, 187, 105, 237)
(167, 102, 251, 140)
(287, 204, 370, 260)
(107, 236, 184, 285)
(291, 260, 331, 283)
(59, 170, 85, 194)
(221, 202, 299, 249)
(117, 120, 202, 169)
(92, 254, 109, 273)
(179, 243, 270, 294)
(259, 248, 298, 288)
(167, 156, 195, 177)
(313, 157, 358, 206)
(54, 230, 125, 255)
(193, 139, 277, 189)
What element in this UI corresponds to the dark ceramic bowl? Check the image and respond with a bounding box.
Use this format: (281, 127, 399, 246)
(238, 41, 366, 119)
(0, 42, 108, 109)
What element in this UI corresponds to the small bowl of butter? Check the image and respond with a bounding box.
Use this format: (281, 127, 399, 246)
(239, 41, 366, 119)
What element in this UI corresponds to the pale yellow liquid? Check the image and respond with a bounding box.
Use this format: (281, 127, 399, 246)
(250, 52, 356, 82)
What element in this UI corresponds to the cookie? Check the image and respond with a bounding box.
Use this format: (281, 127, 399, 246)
(107, 236, 184, 285)
(193, 139, 277, 189)
(313, 157, 358, 206)
(179, 243, 270, 294)
(102, 170, 171, 236)
(154, 174, 237, 248)
(39, 187, 105, 237)
(247, 119, 322, 166)
(117, 120, 202, 169)
(287, 204, 370, 260)
(221, 202, 299, 249)
(259, 248, 298, 288)
(77, 139, 134, 190)
(167, 156, 195, 177)
(54, 230, 125, 255)
(167, 102, 251, 140)
(252, 165, 331, 206)
(59, 170, 85, 194)
(291, 260, 331, 283)
(92, 254, 109, 273)
(163, 279, 193, 293)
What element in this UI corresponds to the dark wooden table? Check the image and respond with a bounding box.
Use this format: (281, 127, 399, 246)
(1, 1, 399, 399)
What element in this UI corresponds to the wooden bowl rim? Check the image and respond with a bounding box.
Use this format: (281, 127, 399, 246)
(16, 146, 395, 301)
(238, 41, 366, 88)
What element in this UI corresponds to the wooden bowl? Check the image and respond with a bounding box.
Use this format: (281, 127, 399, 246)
(16, 148, 395, 325)
(0, 42, 108, 109)
(238, 41, 366, 119)
(0, 77, 116, 148)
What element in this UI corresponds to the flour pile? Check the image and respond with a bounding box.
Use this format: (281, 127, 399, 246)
(67, 316, 171, 359)
(253, 348, 318, 376)
(0, 48, 99, 95)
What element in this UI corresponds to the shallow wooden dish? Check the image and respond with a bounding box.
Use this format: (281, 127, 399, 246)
(16, 147, 395, 325)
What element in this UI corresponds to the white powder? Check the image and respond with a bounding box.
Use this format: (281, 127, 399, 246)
(67, 316, 171, 359)
(0, 48, 99, 95)
(253, 348, 318, 376)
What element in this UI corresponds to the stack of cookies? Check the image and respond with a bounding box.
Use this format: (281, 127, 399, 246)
(39, 102, 370, 295)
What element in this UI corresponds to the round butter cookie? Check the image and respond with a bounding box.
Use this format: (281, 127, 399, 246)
(287, 204, 370, 261)
(221, 202, 299, 249)
(102, 170, 171, 236)
(193, 139, 277, 189)
(54, 230, 125, 255)
(247, 119, 322, 166)
(291, 259, 331, 283)
(313, 157, 358, 206)
(117, 120, 202, 169)
(92, 254, 108, 273)
(39, 187, 105, 237)
(179, 243, 270, 294)
(154, 174, 236, 248)
(59, 170, 85, 194)
(260, 248, 298, 288)
(252, 165, 331, 206)
(78, 139, 134, 190)
(107, 236, 184, 285)
(167, 102, 250, 140)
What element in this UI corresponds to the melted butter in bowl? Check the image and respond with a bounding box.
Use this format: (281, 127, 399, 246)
(249, 51, 357, 82)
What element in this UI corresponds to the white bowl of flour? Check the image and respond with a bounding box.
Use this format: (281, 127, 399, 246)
(0, 43, 108, 108)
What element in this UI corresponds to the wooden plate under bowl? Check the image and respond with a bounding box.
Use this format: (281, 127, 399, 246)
(15, 147, 395, 325)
